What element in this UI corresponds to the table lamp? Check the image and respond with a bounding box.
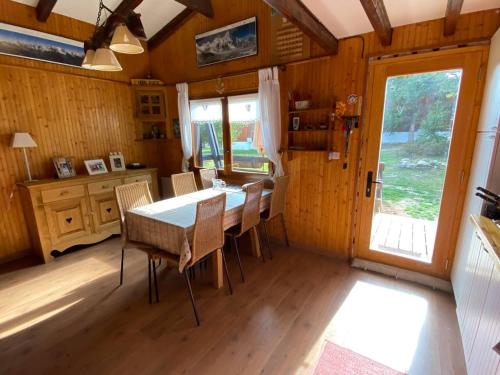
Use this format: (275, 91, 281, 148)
(11, 132, 38, 182)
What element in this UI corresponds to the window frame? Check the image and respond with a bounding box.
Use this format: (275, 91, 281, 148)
(190, 91, 272, 177)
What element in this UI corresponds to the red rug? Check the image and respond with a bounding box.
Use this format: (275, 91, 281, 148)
(313, 341, 406, 375)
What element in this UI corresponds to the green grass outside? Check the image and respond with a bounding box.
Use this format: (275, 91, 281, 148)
(200, 148, 269, 173)
(379, 144, 448, 220)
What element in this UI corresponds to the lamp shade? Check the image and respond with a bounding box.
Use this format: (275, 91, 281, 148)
(11, 132, 37, 148)
(110, 24, 144, 54)
(92, 48, 122, 71)
(81, 49, 95, 69)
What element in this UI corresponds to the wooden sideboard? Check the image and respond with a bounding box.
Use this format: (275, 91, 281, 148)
(18, 168, 159, 263)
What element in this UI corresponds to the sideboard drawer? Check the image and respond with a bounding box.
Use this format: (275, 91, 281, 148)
(41, 185, 85, 203)
(88, 179, 122, 195)
(123, 174, 152, 184)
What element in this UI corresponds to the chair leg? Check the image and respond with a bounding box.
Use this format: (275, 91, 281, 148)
(220, 248, 233, 295)
(120, 248, 125, 285)
(262, 221, 273, 260)
(280, 213, 290, 247)
(183, 268, 200, 326)
(148, 258, 152, 304)
(232, 236, 245, 283)
(152, 258, 159, 303)
(257, 224, 266, 263)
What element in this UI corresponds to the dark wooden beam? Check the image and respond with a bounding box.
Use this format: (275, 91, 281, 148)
(263, 0, 338, 54)
(174, 0, 213, 18)
(359, 0, 392, 46)
(35, 0, 57, 22)
(148, 8, 195, 49)
(89, 0, 143, 50)
(444, 0, 464, 36)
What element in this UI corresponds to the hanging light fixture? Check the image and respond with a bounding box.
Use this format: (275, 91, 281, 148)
(110, 24, 144, 54)
(81, 49, 95, 69)
(92, 48, 122, 71)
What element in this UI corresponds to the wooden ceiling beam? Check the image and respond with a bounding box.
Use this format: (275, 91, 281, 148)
(263, 0, 338, 54)
(35, 0, 57, 22)
(359, 0, 392, 46)
(174, 0, 213, 18)
(444, 0, 464, 36)
(148, 8, 195, 49)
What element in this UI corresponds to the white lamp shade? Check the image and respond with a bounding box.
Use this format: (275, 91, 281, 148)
(92, 48, 123, 71)
(110, 24, 144, 54)
(11, 132, 37, 148)
(81, 49, 95, 69)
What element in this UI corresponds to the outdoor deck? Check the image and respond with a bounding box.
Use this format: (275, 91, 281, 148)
(370, 213, 437, 261)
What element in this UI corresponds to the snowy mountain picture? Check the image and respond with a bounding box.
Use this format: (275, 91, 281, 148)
(195, 17, 257, 66)
(0, 22, 84, 68)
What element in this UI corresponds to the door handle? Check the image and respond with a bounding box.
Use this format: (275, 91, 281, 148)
(366, 171, 382, 197)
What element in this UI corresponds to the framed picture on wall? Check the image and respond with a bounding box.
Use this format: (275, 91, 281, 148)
(0, 22, 84, 67)
(84, 159, 108, 175)
(195, 17, 257, 67)
(52, 157, 76, 179)
(109, 153, 126, 172)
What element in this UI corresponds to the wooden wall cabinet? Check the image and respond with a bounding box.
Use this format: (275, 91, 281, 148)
(18, 168, 158, 263)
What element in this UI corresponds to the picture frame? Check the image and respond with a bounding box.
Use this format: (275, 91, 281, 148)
(0, 22, 84, 68)
(84, 159, 108, 175)
(292, 117, 300, 131)
(195, 17, 257, 67)
(52, 157, 76, 179)
(109, 153, 126, 172)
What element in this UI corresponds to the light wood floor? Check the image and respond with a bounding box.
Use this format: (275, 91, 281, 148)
(0, 237, 466, 375)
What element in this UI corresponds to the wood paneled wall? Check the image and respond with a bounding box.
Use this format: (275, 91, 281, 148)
(0, 0, 153, 261)
(150, 2, 499, 259)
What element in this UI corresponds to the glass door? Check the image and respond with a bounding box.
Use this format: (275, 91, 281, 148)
(355, 47, 486, 278)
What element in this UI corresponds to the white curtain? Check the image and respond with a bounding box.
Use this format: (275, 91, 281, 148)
(176, 82, 192, 172)
(258, 67, 284, 178)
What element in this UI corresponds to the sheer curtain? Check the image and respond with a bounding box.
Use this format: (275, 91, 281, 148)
(176, 83, 192, 172)
(258, 67, 284, 178)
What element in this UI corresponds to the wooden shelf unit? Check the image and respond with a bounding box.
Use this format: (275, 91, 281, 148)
(132, 85, 169, 141)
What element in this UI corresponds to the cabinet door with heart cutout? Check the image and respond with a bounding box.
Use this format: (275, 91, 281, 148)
(89, 192, 120, 233)
(43, 197, 92, 249)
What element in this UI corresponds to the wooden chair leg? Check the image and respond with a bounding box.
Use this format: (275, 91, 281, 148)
(148, 258, 152, 304)
(220, 248, 233, 295)
(257, 224, 266, 263)
(183, 268, 200, 326)
(232, 236, 245, 283)
(280, 213, 290, 246)
(262, 221, 273, 260)
(152, 258, 159, 303)
(120, 248, 125, 285)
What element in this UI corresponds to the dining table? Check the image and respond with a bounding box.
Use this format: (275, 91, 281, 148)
(126, 186, 272, 289)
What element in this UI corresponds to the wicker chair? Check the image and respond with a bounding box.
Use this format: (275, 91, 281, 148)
(115, 181, 161, 303)
(260, 175, 290, 259)
(171, 172, 198, 196)
(225, 180, 264, 282)
(150, 193, 232, 326)
(199, 168, 217, 189)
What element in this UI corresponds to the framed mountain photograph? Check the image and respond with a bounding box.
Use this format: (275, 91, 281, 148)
(195, 17, 257, 67)
(0, 22, 84, 67)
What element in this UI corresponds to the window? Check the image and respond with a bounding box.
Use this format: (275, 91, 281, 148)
(228, 94, 269, 174)
(190, 93, 269, 174)
(190, 98, 224, 169)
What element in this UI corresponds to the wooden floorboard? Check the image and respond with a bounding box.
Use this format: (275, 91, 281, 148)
(0, 238, 466, 374)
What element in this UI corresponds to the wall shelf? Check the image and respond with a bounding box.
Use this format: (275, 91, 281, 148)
(288, 107, 331, 114)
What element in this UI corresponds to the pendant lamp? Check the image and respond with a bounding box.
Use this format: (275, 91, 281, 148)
(92, 48, 122, 71)
(110, 24, 144, 54)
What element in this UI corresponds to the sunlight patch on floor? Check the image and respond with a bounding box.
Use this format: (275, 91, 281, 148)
(322, 281, 428, 373)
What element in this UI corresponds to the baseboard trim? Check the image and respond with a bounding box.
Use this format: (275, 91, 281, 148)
(351, 258, 452, 293)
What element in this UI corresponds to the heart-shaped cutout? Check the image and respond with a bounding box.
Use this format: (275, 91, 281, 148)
(66, 217, 73, 224)
(106, 208, 112, 213)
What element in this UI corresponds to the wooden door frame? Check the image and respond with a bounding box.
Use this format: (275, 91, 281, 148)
(353, 46, 489, 279)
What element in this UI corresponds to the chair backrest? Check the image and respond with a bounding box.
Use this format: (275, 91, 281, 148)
(199, 168, 217, 189)
(190, 193, 226, 265)
(239, 180, 264, 235)
(267, 175, 289, 220)
(171, 172, 198, 196)
(114, 181, 153, 240)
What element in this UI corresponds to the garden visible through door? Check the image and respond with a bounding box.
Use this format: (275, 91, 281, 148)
(370, 69, 462, 262)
